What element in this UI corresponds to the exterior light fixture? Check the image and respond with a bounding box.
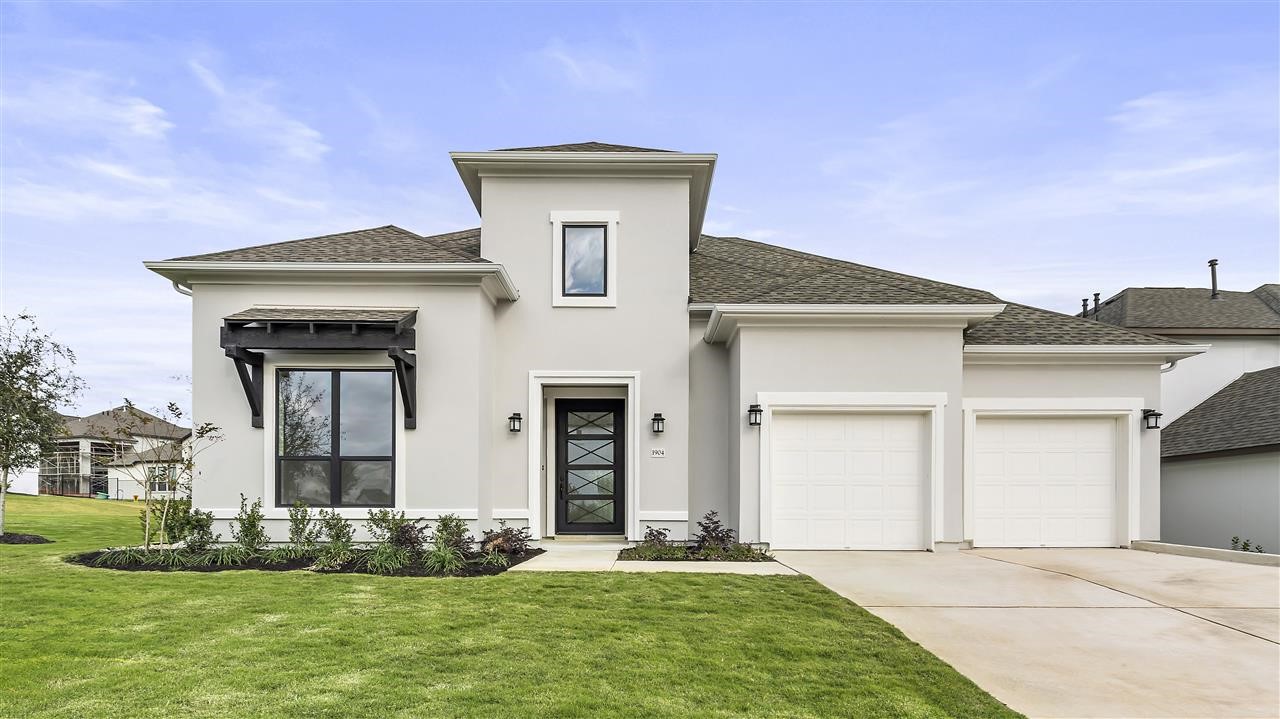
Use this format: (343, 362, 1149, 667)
(1141, 409, 1162, 430)
(651, 413, 666, 433)
(508, 412, 522, 433)
(747, 404, 763, 427)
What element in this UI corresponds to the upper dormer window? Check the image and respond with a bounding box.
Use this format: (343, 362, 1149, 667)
(551, 211, 619, 307)
(563, 225, 607, 296)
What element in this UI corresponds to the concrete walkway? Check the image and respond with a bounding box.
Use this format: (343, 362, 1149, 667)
(509, 541, 797, 575)
(776, 548, 1280, 719)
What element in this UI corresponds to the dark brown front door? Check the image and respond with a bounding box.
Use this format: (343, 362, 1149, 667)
(555, 399, 625, 535)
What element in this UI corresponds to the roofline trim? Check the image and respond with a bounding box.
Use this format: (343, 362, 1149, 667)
(144, 261, 520, 302)
(964, 343, 1210, 364)
(702, 303, 1007, 344)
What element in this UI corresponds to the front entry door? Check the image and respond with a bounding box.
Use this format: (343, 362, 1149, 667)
(555, 399, 625, 535)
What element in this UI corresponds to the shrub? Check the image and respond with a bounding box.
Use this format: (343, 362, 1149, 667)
(314, 509, 355, 570)
(620, 543, 688, 561)
(423, 544, 466, 576)
(264, 546, 307, 565)
(367, 509, 427, 552)
(356, 543, 413, 575)
(1231, 536, 1266, 553)
(481, 521, 533, 556)
(479, 548, 510, 568)
(203, 545, 248, 567)
(692, 511, 736, 551)
(142, 549, 193, 569)
(140, 498, 196, 546)
(92, 547, 146, 567)
(230, 495, 269, 554)
(184, 509, 219, 552)
(430, 514, 473, 554)
(287, 501, 321, 552)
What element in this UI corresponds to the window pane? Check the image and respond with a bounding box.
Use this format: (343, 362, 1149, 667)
(563, 226, 606, 295)
(340, 372, 393, 456)
(278, 371, 331, 456)
(281, 460, 331, 505)
(341, 461, 392, 506)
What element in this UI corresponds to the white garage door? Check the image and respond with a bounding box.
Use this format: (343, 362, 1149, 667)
(770, 412, 927, 550)
(973, 417, 1116, 547)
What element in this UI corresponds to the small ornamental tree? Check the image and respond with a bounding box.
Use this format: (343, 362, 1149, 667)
(0, 314, 85, 536)
(90, 400, 222, 550)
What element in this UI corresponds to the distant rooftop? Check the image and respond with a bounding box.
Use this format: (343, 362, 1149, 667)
(1163, 366, 1280, 459)
(1091, 284, 1280, 331)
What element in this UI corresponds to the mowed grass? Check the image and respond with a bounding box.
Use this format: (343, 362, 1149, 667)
(0, 495, 1021, 719)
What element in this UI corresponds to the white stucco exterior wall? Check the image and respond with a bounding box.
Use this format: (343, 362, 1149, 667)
(480, 175, 692, 538)
(1162, 452, 1280, 552)
(688, 317, 730, 526)
(1161, 335, 1280, 421)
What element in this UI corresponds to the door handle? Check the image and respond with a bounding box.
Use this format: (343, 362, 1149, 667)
(558, 477, 566, 497)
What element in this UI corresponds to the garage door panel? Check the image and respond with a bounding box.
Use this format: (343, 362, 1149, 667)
(770, 412, 927, 550)
(973, 417, 1116, 548)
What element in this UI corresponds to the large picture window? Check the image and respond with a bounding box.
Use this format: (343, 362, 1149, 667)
(276, 369, 394, 507)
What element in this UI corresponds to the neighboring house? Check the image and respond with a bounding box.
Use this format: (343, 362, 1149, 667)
(145, 141, 1202, 550)
(1087, 275, 1280, 422)
(106, 440, 188, 502)
(1088, 272, 1280, 550)
(1159, 368, 1280, 551)
(37, 407, 189, 500)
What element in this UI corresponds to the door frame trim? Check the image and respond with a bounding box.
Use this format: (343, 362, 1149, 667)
(756, 391, 947, 550)
(962, 397, 1144, 547)
(527, 371, 640, 540)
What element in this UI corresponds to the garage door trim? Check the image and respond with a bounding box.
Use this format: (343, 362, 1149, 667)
(758, 392, 947, 549)
(962, 397, 1144, 547)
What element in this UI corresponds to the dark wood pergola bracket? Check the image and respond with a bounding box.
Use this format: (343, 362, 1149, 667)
(219, 318, 417, 430)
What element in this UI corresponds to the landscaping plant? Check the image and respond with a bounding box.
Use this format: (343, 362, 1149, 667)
(481, 520, 533, 556)
(230, 494, 269, 554)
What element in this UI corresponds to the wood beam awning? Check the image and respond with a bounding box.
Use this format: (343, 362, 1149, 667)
(219, 308, 418, 429)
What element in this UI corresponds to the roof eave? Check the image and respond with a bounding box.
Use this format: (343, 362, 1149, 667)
(964, 344, 1210, 364)
(143, 261, 520, 303)
(702, 303, 1007, 344)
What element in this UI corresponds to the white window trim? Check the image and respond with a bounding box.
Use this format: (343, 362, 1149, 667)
(961, 397, 1144, 547)
(755, 391, 948, 550)
(550, 211, 619, 308)
(526, 371, 640, 540)
(259, 352, 407, 520)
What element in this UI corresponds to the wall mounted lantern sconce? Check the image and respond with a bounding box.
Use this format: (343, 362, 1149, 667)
(508, 412, 522, 433)
(651, 413, 666, 433)
(747, 404, 763, 427)
(1141, 409, 1162, 430)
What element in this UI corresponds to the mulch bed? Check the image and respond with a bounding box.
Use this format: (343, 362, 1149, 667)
(0, 533, 53, 545)
(616, 547, 774, 562)
(66, 548, 544, 576)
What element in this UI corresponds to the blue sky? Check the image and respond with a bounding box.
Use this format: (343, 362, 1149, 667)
(2, 2, 1277, 414)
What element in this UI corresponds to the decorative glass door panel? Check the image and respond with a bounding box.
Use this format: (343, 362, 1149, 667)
(555, 399, 625, 534)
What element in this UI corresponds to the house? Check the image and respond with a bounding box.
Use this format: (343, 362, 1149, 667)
(1157, 367, 1280, 551)
(144, 142, 1203, 549)
(1087, 270, 1280, 550)
(37, 407, 189, 500)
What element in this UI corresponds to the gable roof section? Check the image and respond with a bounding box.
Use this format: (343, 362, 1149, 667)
(691, 235, 1182, 346)
(1162, 366, 1280, 459)
(168, 225, 489, 264)
(1092, 286, 1280, 330)
(109, 440, 187, 467)
(61, 407, 189, 441)
(495, 141, 674, 153)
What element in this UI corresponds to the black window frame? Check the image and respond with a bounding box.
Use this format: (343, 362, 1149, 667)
(275, 368, 396, 508)
(561, 223, 608, 298)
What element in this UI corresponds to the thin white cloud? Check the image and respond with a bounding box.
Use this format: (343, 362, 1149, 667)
(538, 38, 645, 92)
(188, 60, 330, 162)
(0, 70, 173, 140)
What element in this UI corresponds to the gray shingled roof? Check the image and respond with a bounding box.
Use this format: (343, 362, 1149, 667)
(224, 307, 416, 324)
(1162, 366, 1280, 458)
(169, 225, 489, 264)
(60, 407, 189, 441)
(690, 235, 1180, 346)
(495, 141, 674, 153)
(1092, 285, 1280, 330)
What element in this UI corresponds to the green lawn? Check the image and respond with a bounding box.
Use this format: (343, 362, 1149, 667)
(0, 495, 1021, 719)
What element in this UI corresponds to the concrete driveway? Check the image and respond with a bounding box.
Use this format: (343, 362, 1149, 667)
(776, 548, 1280, 719)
